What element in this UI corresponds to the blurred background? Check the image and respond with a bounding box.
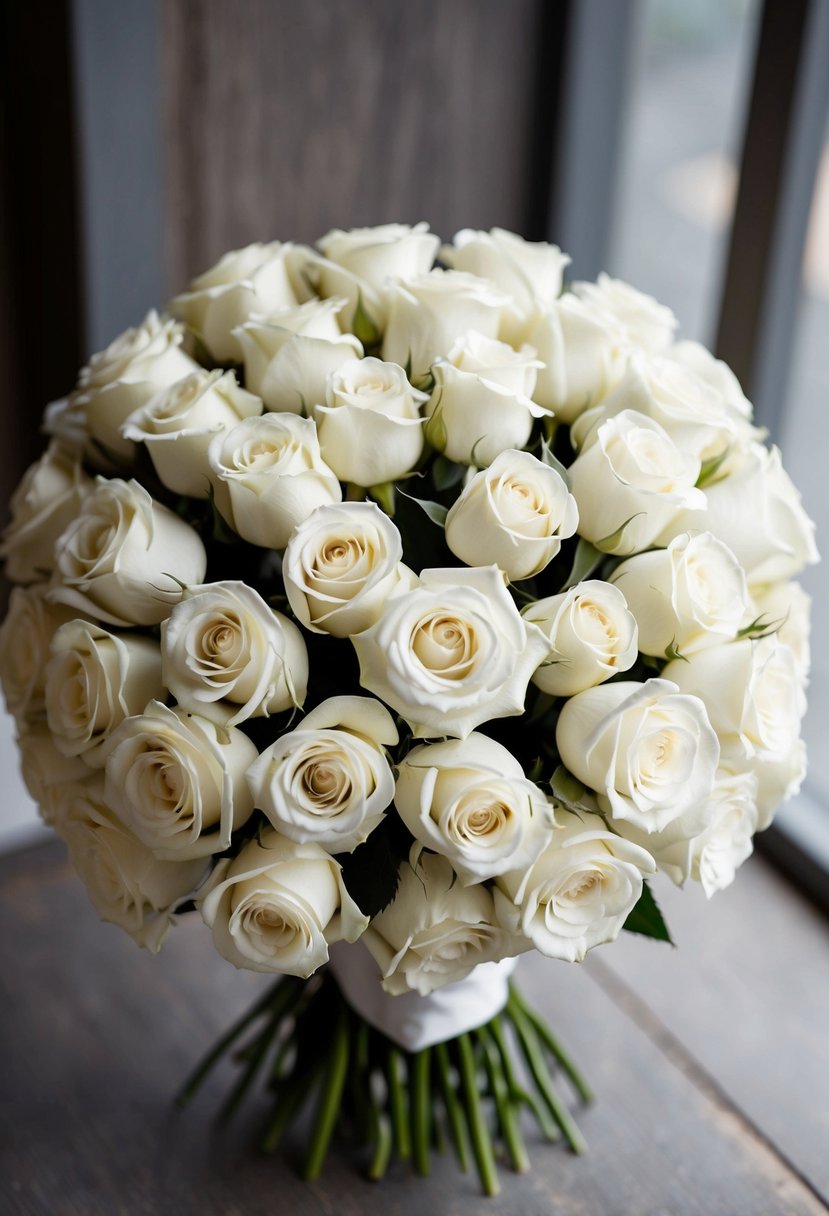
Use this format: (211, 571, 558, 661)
(0, 0, 827, 899)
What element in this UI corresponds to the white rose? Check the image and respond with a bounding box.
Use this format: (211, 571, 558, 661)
(104, 700, 258, 859)
(50, 478, 207, 627)
(246, 695, 398, 853)
(170, 241, 299, 362)
(751, 580, 811, 680)
(493, 810, 655, 962)
(523, 580, 638, 696)
(395, 733, 555, 884)
(0, 586, 77, 721)
(313, 357, 426, 485)
(46, 620, 163, 766)
(207, 413, 341, 549)
(568, 410, 705, 554)
(73, 311, 199, 460)
(426, 360, 550, 467)
(16, 721, 91, 824)
(382, 269, 512, 381)
(55, 774, 207, 952)
(556, 677, 720, 833)
(447, 330, 543, 395)
(748, 741, 807, 828)
(610, 532, 749, 657)
(283, 501, 415, 638)
(572, 354, 738, 461)
(441, 228, 570, 341)
(662, 443, 818, 583)
(200, 827, 368, 976)
(122, 370, 262, 498)
(665, 339, 754, 422)
(362, 851, 514, 996)
(445, 449, 578, 580)
(524, 294, 627, 421)
(312, 222, 441, 333)
(161, 580, 308, 725)
(352, 565, 551, 739)
(235, 299, 363, 414)
(0, 445, 94, 584)
(572, 274, 677, 352)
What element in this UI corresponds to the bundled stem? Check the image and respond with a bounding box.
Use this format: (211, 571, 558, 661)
(176, 973, 592, 1195)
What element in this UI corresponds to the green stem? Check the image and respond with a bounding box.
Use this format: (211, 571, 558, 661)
(434, 1041, 470, 1172)
(507, 1000, 588, 1155)
(387, 1047, 411, 1159)
(457, 1033, 501, 1197)
(476, 1030, 530, 1174)
(303, 1007, 350, 1180)
(366, 1099, 393, 1182)
(488, 1017, 559, 1142)
(509, 984, 593, 1103)
(410, 1047, 432, 1177)
(261, 1059, 323, 1154)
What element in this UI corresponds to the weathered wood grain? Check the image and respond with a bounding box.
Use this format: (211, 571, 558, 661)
(1, 840, 826, 1215)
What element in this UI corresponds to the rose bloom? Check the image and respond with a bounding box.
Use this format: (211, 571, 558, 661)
(394, 733, 555, 884)
(425, 359, 550, 468)
(246, 695, 398, 853)
(571, 274, 677, 352)
(524, 293, 627, 420)
(207, 413, 341, 549)
(0, 586, 77, 722)
(523, 580, 638, 697)
(16, 721, 91, 826)
(556, 677, 720, 834)
(362, 851, 515, 996)
(50, 478, 207, 627)
(104, 701, 257, 860)
(352, 565, 551, 739)
(283, 501, 415, 638)
(161, 581, 308, 725)
(494, 810, 655, 962)
(200, 827, 368, 976)
(46, 620, 163, 766)
(445, 449, 578, 581)
(0, 444, 94, 584)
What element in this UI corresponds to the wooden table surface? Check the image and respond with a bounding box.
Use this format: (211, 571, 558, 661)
(1, 838, 828, 1216)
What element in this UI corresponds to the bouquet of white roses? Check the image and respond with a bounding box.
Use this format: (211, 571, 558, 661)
(0, 223, 816, 1194)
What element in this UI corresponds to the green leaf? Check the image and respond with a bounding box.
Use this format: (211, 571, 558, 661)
(397, 489, 448, 527)
(550, 765, 594, 813)
(432, 453, 465, 491)
(737, 612, 785, 641)
(561, 538, 604, 590)
(595, 513, 646, 553)
(696, 446, 730, 488)
(623, 880, 673, 944)
(664, 639, 688, 663)
(352, 291, 382, 349)
(368, 481, 396, 516)
(424, 401, 448, 453)
(540, 436, 572, 489)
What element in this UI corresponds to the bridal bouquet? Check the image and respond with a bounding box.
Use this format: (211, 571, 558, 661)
(1, 223, 816, 1195)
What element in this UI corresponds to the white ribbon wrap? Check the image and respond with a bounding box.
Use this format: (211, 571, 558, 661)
(327, 941, 518, 1052)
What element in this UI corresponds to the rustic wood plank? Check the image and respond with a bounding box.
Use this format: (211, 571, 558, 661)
(595, 854, 829, 1202)
(1, 840, 825, 1215)
(161, 0, 552, 288)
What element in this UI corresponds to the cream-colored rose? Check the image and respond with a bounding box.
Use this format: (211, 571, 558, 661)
(751, 580, 811, 681)
(235, 299, 363, 414)
(352, 565, 551, 739)
(382, 270, 512, 381)
(568, 410, 705, 554)
(207, 413, 341, 549)
(104, 701, 257, 859)
(572, 274, 677, 352)
(46, 621, 163, 766)
(493, 810, 655, 962)
(311, 222, 441, 333)
(122, 370, 262, 498)
(523, 580, 638, 696)
(247, 695, 398, 853)
(0, 444, 94, 584)
(313, 357, 426, 485)
(0, 586, 77, 721)
(572, 354, 739, 462)
(50, 478, 207, 627)
(661, 443, 818, 584)
(161, 580, 308, 725)
(556, 677, 720, 833)
(200, 827, 368, 976)
(395, 733, 555, 884)
(16, 721, 91, 825)
(749, 742, 807, 829)
(441, 228, 569, 342)
(170, 241, 299, 362)
(55, 774, 207, 952)
(73, 311, 199, 460)
(426, 361, 550, 467)
(283, 501, 414, 638)
(610, 532, 749, 657)
(362, 851, 514, 995)
(445, 450, 578, 580)
(524, 294, 627, 421)
(447, 330, 543, 394)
